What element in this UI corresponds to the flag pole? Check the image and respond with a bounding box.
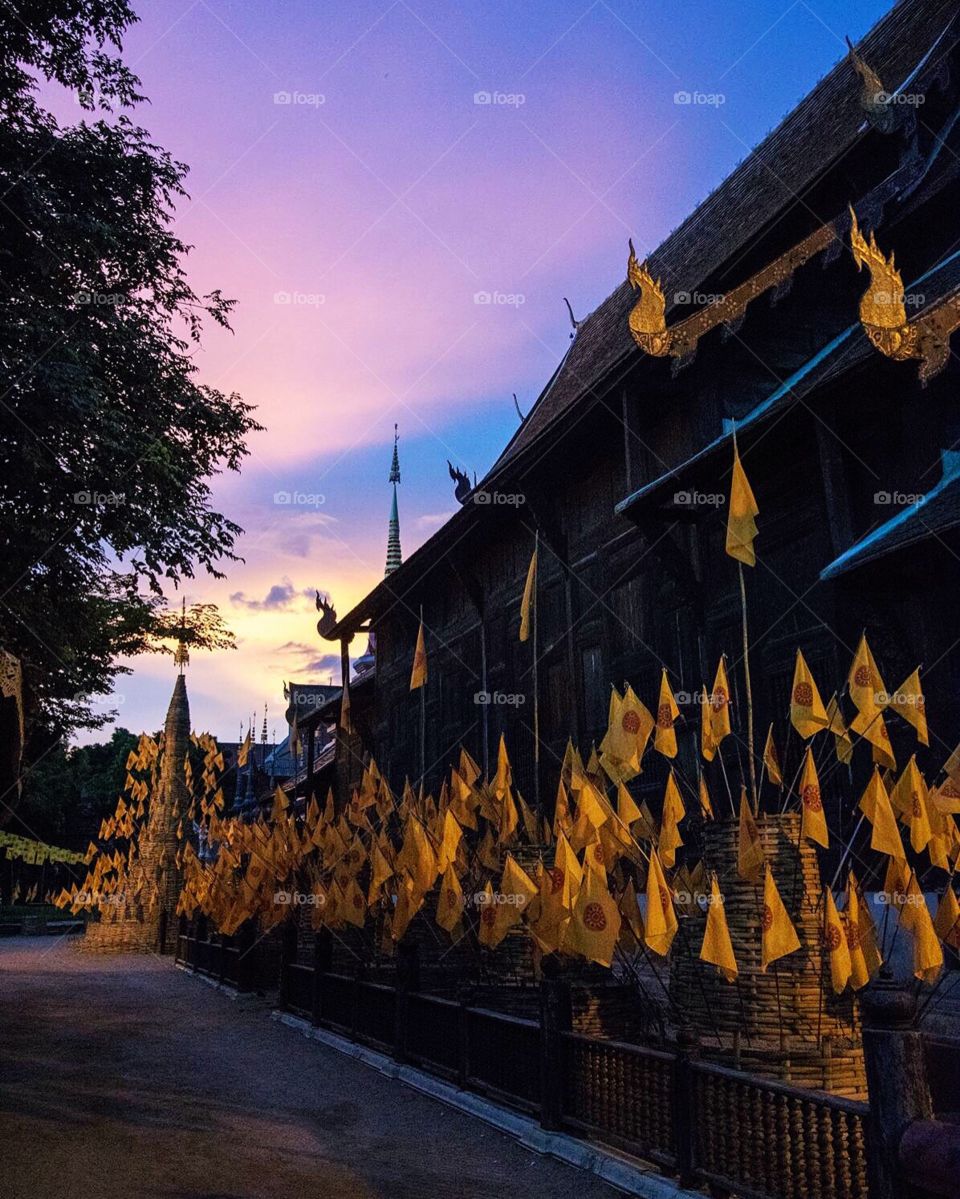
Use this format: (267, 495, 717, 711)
(532, 528, 541, 821)
(419, 604, 426, 790)
(738, 561, 758, 813)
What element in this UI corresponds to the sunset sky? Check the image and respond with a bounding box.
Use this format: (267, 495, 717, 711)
(76, 0, 889, 743)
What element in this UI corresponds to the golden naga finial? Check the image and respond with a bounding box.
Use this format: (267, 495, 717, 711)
(848, 204, 960, 384)
(848, 205, 908, 332)
(627, 239, 671, 356)
(174, 597, 190, 674)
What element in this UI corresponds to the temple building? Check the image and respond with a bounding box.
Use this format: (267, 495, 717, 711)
(313, 0, 960, 828)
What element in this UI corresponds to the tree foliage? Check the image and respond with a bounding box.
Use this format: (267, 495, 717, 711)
(0, 1, 261, 739)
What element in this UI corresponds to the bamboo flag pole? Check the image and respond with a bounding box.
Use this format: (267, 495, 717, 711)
(419, 604, 426, 789)
(738, 562, 758, 813)
(532, 527, 541, 821)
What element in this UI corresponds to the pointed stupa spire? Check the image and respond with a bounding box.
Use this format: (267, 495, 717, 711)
(385, 424, 402, 576)
(174, 597, 190, 674)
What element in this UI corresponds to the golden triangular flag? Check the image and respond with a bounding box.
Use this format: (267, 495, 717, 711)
(858, 768, 906, 862)
(762, 725, 782, 785)
(790, 650, 829, 738)
(799, 747, 828, 849)
(891, 668, 927, 746)
(519, 545, 537, 642)
(563, 856, 621, 967)
(823, 887, 851, 993)
(644, 849, 678, 956)
(410, 620, 428, 690)
(726, 442, 759, 566)
(654, 669, 680, 758)
(737, 787, 764, 882)
(760, 865, 801, 971)
(658, 769, 685, 868)
(700, 875, 738, 982)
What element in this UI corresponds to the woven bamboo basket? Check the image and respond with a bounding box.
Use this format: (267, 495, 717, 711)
(669, 812, 866, 1097)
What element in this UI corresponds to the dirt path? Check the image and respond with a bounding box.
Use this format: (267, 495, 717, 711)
(0, 937, 621, 1199)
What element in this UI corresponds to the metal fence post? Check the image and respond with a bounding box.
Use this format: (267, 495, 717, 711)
(860, 973, 933, 1199)
(312, 928, 330, 1026)
(539, 976, 572, 1131)
(394, 941, 420, 1063)
(673, 1023, 700, 1188)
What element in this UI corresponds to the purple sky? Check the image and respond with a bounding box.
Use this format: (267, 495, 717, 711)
(76, 0, 890, 743)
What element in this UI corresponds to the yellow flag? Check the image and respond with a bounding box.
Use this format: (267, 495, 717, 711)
(493, 733, 512, 799)
(436, 809, 463, 873)
(900, 871, 943, 983)
(700, 686, 717, 763)
(790, 650, 829, 738)
(725, 443, 759, 566)
(708, 657, 732, 747)
(237, 731, 251, 768)
(700, 875, 738, 982)
(890, 756, 932, 854)
(699, 775, 714, 821)
(644, 849, 678, 956)
(341, 877, 367, 928)
(762, 725, 782, 785)
(410, 620, 428, 690)
(603, 684, 653, 776)
(761, 865, 801, 971)
(486, 853, 538, 948)
(553, 778, 573, 839)
(823, 888, 851, 993)
(618, 877, 645, 945)
(934, 886, 960, 950)
(436, 864, 464, 933)
(564, 856, 621, 967)
(826, 695, 854, 765)
(654, 670, 680, 758)
(519, 546, 537, 642)
(858, 769, 906, 862)
(737, 787, 764, 882)
(891, 668, 927, 746)
(799, 748, 828, 848)
(658, 769, 685, 868)
(848, 633, 886, 719)
(845, 875, 877, 989)
(616, 780, 641, 828)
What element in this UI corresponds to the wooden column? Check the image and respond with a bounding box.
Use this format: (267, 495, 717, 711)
(860, 974, 933, 1199)
(539, 975, 572, 1131)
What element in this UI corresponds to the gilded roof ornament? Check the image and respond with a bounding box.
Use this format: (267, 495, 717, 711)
(849, 204, 960, 384)
(626, 222, 835, 366)
(846, 36, 894, 133)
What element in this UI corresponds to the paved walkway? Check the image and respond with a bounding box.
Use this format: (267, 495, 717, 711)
(0, 938, 621, 1199)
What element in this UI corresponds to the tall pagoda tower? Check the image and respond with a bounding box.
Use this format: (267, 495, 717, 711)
(385, 424, 402, 575)
(81, 661, 191, 954)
